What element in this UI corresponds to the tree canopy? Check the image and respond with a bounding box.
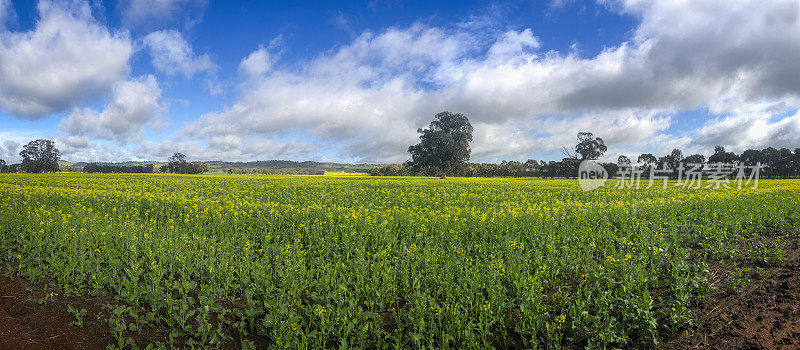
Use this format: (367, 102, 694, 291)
(169, 153, 187, 164)
(406, 111, 473, 176)
(574, 132, 607, 160)
(19, 139, 60, 173)
(160, 153, 208, 174)
(84, 163, 154, 174)
(683, 154, 705, 165)
(637, 154, 657, 165)
(707, 146, 738, 164)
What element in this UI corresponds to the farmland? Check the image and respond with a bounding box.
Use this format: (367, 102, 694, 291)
(1, 173, 799, 348)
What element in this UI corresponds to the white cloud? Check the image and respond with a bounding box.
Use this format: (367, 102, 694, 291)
(59, 135, 93, 149)
(178, 24, 467, 161)
(0, 132, 50, 162)
(4, 0, 791, 163)
(485, 28, 540, 63)
(60, 75, 165, 143)
(239, 45, 272, 78)
(143, 29, 215, 78)
(54, 135, 95, 161)
(693, 107, 800, 153)
(0, 1, 133, 119)
(59, 141, 143, 163)
(133, 137, 321, 162)
(0, 140, 20, 160)
(174, 0, 800, 162)
(470, 111, 672, 162)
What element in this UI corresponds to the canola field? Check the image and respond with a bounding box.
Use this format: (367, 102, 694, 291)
(0, 173, 799, 348)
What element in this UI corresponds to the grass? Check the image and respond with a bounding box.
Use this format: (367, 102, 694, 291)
(0, 173, 798, 348)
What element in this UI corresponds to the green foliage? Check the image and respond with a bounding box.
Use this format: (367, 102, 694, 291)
(159, 153, 208, 174)
(574, 132, 607, 160)
(84, 163, 154, 173)
(727, 267, 753, 294)
(0, 174, 799, 348)
(748, 237, 787, 266)
(227, 167, 326, 175)
(406, 111, 473, 176)
(19, 139, 60, 173)
(67, 305, 87, 327)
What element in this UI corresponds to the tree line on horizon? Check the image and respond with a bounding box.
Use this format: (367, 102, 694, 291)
(84, 163, 155, 174)
(0, 140, 207, 175)
(369, 111, 800, 179)
(2, 117, 800, 178)
(225, 167, 325, 175)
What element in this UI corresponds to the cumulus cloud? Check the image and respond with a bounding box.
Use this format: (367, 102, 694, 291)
(485, 28, 540, 63)
(0, 135, 44, 162)
(5, 0, 791, 163)
(59, 75, 164, 144)
(175, 0, 800, 162)
(471, 111, 672, 162)
(53, 135, 94, 160)
(179, 24, 466, 161)
(143, 29, 215, 78)
(59, 141, 144, 163)
(133, 137, 320, 162)
(693, 108, 800, 153)
(0, 140, 20, 160)
(560, 0, 800, 111)
(239, 45, 272, 78)
(0, 1, 133, 119)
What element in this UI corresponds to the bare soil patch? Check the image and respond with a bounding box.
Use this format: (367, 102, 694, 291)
(661, 234, 800, 350)
(0, 266, 172, 349)
(0, 270, 112, 349)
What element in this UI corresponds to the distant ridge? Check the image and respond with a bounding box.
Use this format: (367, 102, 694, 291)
(69, 161, 162, 168)
(206, 160, 377, 170)
(63, 160, 381, 172)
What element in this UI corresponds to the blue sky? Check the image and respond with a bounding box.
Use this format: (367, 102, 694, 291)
(0, 0, 799, 163)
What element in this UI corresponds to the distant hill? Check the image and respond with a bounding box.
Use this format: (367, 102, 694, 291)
(205, 160, 379, 171)
(61, 160, 381, 173)
(70, 161, 164, 168)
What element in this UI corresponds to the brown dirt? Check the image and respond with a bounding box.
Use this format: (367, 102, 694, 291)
(661, 234, 800, 350)
(0, 271, 113, 349)
(0, 266, 173, 350)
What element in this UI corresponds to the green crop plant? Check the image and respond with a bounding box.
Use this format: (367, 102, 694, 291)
(1, 174, 798, 348)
